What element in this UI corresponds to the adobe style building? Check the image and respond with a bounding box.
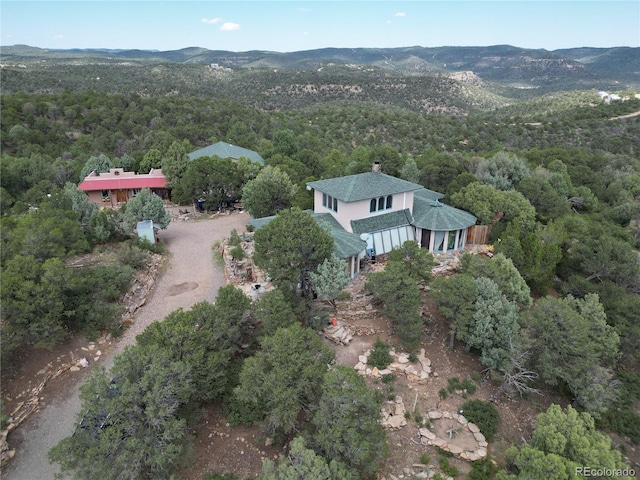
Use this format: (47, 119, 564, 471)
(77, 168, 170, 207)
(249, 162, 477, 277)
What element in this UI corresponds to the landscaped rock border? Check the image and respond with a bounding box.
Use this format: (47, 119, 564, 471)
(417, 410, 488, 462)
(354, 348, 434, 383)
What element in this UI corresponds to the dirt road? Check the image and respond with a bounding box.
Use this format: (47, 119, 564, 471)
(3, 212, 251, 480)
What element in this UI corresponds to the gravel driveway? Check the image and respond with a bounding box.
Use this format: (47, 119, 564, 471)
(3, 212, 251, 480)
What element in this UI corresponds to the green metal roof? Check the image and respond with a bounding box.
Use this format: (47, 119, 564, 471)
(188, 142, 265, 165)
(306, 172, 423, 203)
(411, 189, 477, 231)
(351, 209, 413, 235)
(248, 210, 366, 259)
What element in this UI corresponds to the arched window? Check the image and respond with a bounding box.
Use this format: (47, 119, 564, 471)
(386, 195, 393, 209)
(370, 198, 377, 212)
(378, 197, 384, 211)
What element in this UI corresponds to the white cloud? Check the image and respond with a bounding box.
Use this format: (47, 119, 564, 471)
(201, 17, 222, 24)
(53, 34, 65, 40)
(220, 22, 240, 31)
(395, 12, 406, 17)
(386, 20, 392, 24)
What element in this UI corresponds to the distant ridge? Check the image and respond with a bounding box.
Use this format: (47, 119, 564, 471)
(2, 43, 637, 81)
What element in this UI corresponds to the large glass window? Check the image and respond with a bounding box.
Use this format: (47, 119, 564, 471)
(370, 199, 377, 212)
(333, 197, 338, 212)
(322, 193, 327, 207)
(378, 197, 384, 211)
(447, 230, 457, 250)
(386, 195, 393, 209)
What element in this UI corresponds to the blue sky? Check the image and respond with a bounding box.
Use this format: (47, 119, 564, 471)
(2, 1, 638, 52)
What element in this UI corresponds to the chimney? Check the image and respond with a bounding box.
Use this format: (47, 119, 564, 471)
(372, 161, 381, 173)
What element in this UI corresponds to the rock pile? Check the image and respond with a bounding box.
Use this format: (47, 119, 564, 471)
(416, 410, 488, 461)
(381, 396, 407, 430)
(354, 348, 433, 383)
(323, 322, 354, 345)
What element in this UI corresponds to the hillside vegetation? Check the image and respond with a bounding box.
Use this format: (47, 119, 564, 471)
(1, 45, 639, 479)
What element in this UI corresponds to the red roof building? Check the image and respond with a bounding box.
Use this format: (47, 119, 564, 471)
(78, 168, 170, 207)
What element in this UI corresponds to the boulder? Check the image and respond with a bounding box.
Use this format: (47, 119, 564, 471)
(467, 422, 480, 433)
(473, 432, 486, 443)
(428, 411, 443, 419)
(386, 415, 407, 429)
(419, 428, 436, 440)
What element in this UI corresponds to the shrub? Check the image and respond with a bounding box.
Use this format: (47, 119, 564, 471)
(117, 241, 151, 269)
(229, 229, 242, 246)
(447, 377, 461, 393)
(381, 373, 396, 384)
(439, 388, 448, 400)
(367, 338, 393, 369)
(439, 455, 459, 477)
(408, 353, 419, 363)
(461, 378, 477, 394)
(230, 245, 245, 261)
(419, 453, 431, 465)
(460, 399, 500, 442)
(467, 458, 497, 480)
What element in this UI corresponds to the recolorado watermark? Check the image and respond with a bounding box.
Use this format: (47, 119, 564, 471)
(576, 467, 636, 477)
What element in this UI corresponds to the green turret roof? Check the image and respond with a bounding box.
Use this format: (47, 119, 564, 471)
(307, 172, 423, 203)
(188, 142, 264, 165)
(411, 189, 477, 231)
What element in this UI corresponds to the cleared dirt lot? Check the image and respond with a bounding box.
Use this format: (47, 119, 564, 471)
(3, 211, 251, 480)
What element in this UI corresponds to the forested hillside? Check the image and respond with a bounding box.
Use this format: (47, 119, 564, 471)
(1, 46, 639, 479)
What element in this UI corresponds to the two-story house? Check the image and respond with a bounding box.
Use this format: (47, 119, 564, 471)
(249, 162, 477, 277)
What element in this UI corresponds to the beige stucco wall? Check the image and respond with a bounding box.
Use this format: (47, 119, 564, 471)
(313, 190, 415, 233)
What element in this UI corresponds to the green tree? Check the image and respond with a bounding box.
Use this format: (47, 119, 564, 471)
(501, 405, 632, 480)
(138, 148, 163, 174)
(121, 188, 171, 233)
(312, 366, 388, 475)
(161, 140, 191, 187)
(242, 166, 297, 218)
(495, 220, 562, 293)
(137, 296, 251, 403)
(233, 323, 335, 436)
(516, 176, 571, 221)
(62, 182, 98, 232)
(252, 288, 297, 337)
(430, 273, 478, 349)
(366, 261, 422, 350)
(259, 436, 353, 480)
(387, 240, 434, 285)
(449, 182, 536, 229)
(472, 151, 530, 191)
(459, 253, 532, 309)
(309, 255, 350, 308)
(523, 295, 620, 416)
(173, 156, 243, 210)
(49, 344, 195, 480)
(253, 208, 333, 297)
(468, 277, 520, 371)
(1, 255, 68, 352)
(79, 154, 114, 179)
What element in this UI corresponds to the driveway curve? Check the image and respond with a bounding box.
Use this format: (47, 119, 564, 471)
(3, 212, 251, 480)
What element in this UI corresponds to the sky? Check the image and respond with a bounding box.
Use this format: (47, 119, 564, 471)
(1, 1, 639, 52)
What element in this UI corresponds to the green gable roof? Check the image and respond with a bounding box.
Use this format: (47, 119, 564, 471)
(188, 142, 265, 165)
(248, 210, 366, 259)
(307, 172, 423, 203)
(411, 189, 477, 231)
(351, 209, 413, 235)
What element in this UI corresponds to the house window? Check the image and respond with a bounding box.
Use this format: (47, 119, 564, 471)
(131, 189, 140, 196)
(101, 190, 110, 199)
(447, 230, 457, 251)
(333, 197, 338, 212)
(322, 193, 327, 207)
(386, 195, 393, 209)
(378, 197, 384, 211)
(370, 199, 376, 212)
